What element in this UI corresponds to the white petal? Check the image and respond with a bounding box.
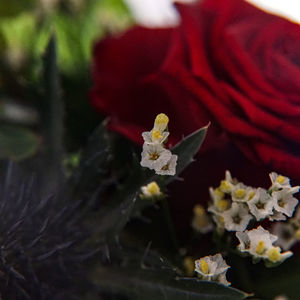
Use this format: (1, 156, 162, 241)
(155, 154, 177, 176)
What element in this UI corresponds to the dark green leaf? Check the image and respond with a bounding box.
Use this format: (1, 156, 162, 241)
(70, 119, 113, 200)
(96, 193, 137, 239)
(94, 266, 247, 300)
(41, 35, 63, 178)
(171, 123, 209, 178)
(0, 124, 39, 160)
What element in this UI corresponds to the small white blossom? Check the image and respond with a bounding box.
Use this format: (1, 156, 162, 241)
(269, 211, 287, 221)
(236, 226, 292, 265)
(155, 154, 178, 176)
(271, 222, 298, 250)
(195, 253, 230, 286)
(269, 172, 291, 190)
(191, 205, 213, 234)
(140, 143, 172, 171)
(231, 183, 256, 203)
(208, 187, 231, 213)
(142, 130, 169, 145)
(222, 203, 252, 232)
(266, 247, 293, 265)
(248, 188, 274, 221)
(272, 187, 299, 217)
(140, 181, 162, 198)
(236, 226, 277, 259)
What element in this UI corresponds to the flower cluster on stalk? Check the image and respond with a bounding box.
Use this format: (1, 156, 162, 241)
(194, 254, 230, 286)
(207, 171, 299, 266)
(140, 113, 177, 175)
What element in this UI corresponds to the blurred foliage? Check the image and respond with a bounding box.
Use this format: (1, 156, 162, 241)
(0, 0, 133, 160)
(0, 0, 132, 76)
(0, 124, 39, 160)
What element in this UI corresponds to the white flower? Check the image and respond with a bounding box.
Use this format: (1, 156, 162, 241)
(268, 211, 287, 221)
(231, 183, 256, 203)
(236, 226, 277, 259)
(222, 203, 252, 232)
(208, 187, 231, 213)
(140, 143, 172, 171)
(155, 154, 177, 176)
(265, 247, 293, 265)
(195, 253, 230, 286)
(248, 188, 274, 221)
(191, 205, 213, 234)
(272, 187, 299, 217)
(142, 130, 169, 145)
(236, 225, 292, 265)
(140, 181, 162, 198)
(269, 172, 291, 190)
(219, 179, 235, 194)
(271, 222, 298, 250)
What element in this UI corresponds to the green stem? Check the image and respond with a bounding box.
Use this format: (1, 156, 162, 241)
(161, 198, 179, 252)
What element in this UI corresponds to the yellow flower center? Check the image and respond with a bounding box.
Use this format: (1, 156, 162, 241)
(220, 180, 231, 192)
(151, 129, 163, 141)
(234, 189, 246, 199)
(200, 259, 209, 274)
(267, 247, 281, 262)
(216, 199, 229, 212)
(214, 188, 224, 199)
(295, 229, 300, 240)
(255, 241, 265, 255)
(193, 205, 205, 217)
(276, 175, 285, 185)
(149, 152, 159, 160)
(146, 182, 160, 196)
(154, 113, 169, 131)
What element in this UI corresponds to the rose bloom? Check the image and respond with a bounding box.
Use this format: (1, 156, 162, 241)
(90, 0, 300, 239)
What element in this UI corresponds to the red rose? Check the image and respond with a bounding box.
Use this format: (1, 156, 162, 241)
(90, 0, 300, 235)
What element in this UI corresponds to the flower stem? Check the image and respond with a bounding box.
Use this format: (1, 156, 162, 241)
(161, 198, 179, 252)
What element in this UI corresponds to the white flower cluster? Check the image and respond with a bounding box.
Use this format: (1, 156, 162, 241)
(140, 113, 177, 175)
(194, 253, 230, 286)
(208, 171, 300, 233)
(208, 171, 299, 266)
(236, 226, 292, 266)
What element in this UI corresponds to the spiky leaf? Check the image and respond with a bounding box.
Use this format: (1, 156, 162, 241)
(171, 123, 209, 178)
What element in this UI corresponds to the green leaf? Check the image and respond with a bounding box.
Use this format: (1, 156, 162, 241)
(41, 35, 63, 174)
(0, 124, 39, 160)
(94, 265, 247, 300)
(252, 256, 300, 300)
(96, 193, 137, 240)
(171, 123, 209, 178)
(69, 120, 112, 200)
